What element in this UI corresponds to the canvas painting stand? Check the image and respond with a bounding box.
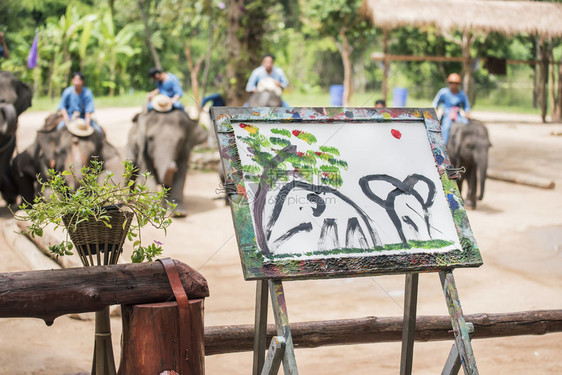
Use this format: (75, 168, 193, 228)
(251, 270, 478, 375)
(211, 107, 483, 375)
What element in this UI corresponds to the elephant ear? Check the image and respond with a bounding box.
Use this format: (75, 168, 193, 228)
(14, 80, 32, 116)
(403, 174, 436, 209)
(359, 174, 405, 210)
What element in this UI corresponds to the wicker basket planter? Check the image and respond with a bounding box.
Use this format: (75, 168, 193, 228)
(62, 208, 133, 267)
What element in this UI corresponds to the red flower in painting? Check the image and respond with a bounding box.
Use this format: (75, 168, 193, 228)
(292, 130, 302, 136)
(391, 129, 402, 139)
(296, 151, 304, 157)
(314, 152, 322, 156)
(239, 123, 249, 128)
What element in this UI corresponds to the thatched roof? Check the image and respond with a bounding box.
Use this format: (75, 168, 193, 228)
(362, 0, 562, 37)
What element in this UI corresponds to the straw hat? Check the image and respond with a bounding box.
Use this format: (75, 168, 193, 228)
(151, 94, 173, 112)
(256, 77, 283, 97)
(447, 73, 462, 84)
(67, 118, 94, 137)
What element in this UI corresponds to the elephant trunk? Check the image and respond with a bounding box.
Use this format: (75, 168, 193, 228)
(0, 102, 18, 137)
(160, 160, 178, 188)
(477, 148, 488, 201)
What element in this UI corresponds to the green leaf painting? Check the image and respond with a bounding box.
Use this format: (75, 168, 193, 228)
(238, 123, 347, 188)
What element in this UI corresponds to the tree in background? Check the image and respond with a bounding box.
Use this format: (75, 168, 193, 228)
(306, 0, 373, 106)
(225, 0, 275, 106)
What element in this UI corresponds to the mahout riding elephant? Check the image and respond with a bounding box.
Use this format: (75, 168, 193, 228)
(0, 71, 32, 204)
(446, 119, 491, 209)
(12, 112, 123, 203)
(126, 109, 206, 217)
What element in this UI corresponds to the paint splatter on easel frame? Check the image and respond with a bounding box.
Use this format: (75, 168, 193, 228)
(212, 107, 482, 281)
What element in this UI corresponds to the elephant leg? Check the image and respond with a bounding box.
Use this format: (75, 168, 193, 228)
(466, 168, 478, 209)
(168, 148, 190, 217)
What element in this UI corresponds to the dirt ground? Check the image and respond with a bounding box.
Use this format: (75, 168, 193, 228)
(0, 107, 561, 374)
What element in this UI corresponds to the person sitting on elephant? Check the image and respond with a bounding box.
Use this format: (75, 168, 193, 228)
(57, 72, 102, 134)
(246, 54, 289, 107)
(432, 73, 471, 145)
(147, 67, 184, 111)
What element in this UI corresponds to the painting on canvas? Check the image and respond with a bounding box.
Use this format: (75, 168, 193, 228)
(213, 107, 482, 280)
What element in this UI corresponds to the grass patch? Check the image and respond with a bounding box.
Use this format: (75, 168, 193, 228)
(265, 239, 455, 260)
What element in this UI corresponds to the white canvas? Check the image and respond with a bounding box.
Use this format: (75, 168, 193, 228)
(233, 121, 461, 261)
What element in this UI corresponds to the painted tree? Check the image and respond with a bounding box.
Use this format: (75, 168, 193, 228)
(237, 122, 348, 254)
(306, 0, 373, 106)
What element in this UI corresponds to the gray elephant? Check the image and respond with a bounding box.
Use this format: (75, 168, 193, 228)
(0, 71, 32, 203)
(247, 91, 283, 107)
(446, 119, 491, 209)
(126, 109, 205, 217)
(12, 112, 122, 203)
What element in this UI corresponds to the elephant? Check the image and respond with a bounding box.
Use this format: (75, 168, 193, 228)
(0, 71, 32, 204)
(247, 91, 283, 107)
(126, 109, 206, 217)
(446, 119, 491, 209)
(12, 112, 122, 203)
(359, 174, 437, 246)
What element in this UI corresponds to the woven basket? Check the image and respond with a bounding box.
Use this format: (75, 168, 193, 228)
(62, 209, 134, 266)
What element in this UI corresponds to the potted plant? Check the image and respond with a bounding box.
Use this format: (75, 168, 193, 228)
(15, 158, 175, 265)
(14, 159, 176, 375)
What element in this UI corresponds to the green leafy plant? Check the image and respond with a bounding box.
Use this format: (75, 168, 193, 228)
(14, 159, 176, 263)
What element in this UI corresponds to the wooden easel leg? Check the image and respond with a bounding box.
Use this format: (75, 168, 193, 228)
(268, 280, 298, 375)
(400, 273, 419, 375)
(253, 280, 269, 375)
(439, 271, 479, 375)
(442, 342, 462, 375)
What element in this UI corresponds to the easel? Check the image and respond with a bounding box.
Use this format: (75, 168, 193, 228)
(251, 270, 478, 375)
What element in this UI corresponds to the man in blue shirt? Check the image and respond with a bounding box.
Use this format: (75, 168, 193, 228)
(57, 72, 101, 133)
(147, 68, 184, 111)
(246, 54, 289, 104)
(432, 73, 471, 144)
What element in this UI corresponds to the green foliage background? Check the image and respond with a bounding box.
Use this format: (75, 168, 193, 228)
(0, 0, 559, 111)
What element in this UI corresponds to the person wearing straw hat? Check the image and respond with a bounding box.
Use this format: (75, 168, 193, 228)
(432, 73, 471, 145)
(57, 72, 102, 134)
(147, 67, 184, 112)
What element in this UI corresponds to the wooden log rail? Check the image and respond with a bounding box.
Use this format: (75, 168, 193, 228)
(204, 310, 562, 355)
(0, 260, 209, 325)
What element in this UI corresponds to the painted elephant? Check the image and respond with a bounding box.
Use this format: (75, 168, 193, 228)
(446, 119, 491, 209)
(126, 109, 205, 217)
(0, 71, 32, 204)
(257, 180, 382, 256)
(359, 174, 437, 245)
(12, 113, 121, 203)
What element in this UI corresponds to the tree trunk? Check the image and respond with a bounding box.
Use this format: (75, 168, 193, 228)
(538, 37, 549, 123)
(338, 28, 353, 107)
(0, 260, 209, 325)
(382, 29, 389, 104)
(548, 38, 556, 119)
(532, 37, 538, 108)
(184, 42, 204, 105)
(556, 58, 562, 122)
(138, 0, 162, 70)
(461, 31, 473, 103)
(225, 0, 271, 106)
(201, 0, 215, 99)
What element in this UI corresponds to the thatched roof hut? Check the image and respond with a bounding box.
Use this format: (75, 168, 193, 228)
(362, 0, 562, 37)
(362, 0, 561, 118)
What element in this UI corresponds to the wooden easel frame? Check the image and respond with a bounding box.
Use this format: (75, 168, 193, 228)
(211, 107, 483, 374)
(252, 271, 478, 375)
